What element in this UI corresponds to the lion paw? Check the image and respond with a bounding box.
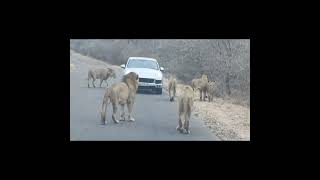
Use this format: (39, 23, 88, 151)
(128, 117, 135, 122)
(181, 129, 190, 134)
(176, 126, 184, 133)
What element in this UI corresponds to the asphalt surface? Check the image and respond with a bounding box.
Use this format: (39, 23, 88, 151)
(70, 53, 220, 141)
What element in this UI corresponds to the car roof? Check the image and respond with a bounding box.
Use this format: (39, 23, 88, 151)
(128, 57, 157, 62)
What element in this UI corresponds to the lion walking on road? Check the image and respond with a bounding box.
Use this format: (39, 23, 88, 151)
(88, 68, 116, 88)
(207, 80, 216, 102)
(168, 75, 177, 102)
(191, 78, 201, 91)
(177, 85, 194, 134)
(101, 72, 139, 125)
(191, 74, 209, 101)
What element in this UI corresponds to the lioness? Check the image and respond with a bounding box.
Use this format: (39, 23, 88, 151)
(207, 80, 216, 102)
(191, 74, 209, 101)
(88, 68, 116, 88)
(198, 74, 209, 101)
(177, 85, 194, 134)
(101, 72, 139, 125)
(168, 75, 177, 102)
(191, 78, 201, 91)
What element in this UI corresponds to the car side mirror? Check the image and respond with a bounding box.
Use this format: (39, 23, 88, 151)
(160, 67, 164, 71)
(120, 64, 125, 69)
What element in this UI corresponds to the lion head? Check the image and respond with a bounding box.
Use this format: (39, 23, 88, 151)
(201, 74, 208, 81)
(122, 72, 139, 91)
(107, 68, 116, 79)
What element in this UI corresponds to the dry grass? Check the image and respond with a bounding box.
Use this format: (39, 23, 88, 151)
(70, 49, 122, 71)
(163, 76, 250, 141)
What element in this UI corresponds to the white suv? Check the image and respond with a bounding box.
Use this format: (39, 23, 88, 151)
(121, 57, 164, 94)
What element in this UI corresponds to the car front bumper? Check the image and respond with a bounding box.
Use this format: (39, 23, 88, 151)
(137, 82, 162, 92)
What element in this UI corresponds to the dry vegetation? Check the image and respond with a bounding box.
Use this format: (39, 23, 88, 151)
(70, 39, 250, 107)
(70, 49, 122, 72)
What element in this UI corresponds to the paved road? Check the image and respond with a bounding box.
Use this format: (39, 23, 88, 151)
(70, 52, 220, 141)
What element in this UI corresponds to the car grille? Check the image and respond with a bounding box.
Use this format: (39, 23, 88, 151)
(139, 78, 154, 83)
(138, 86, 153, 90)
(155, 80, 162, 84)
(138, 86, 162, 92)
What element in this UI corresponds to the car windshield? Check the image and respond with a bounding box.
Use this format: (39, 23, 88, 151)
(127, 59, 159, 70)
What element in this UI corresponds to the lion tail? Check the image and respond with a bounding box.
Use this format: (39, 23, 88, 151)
(187, 97, 193, 115)
(173, 80, 176, 97)
(101, 88, 111, 124)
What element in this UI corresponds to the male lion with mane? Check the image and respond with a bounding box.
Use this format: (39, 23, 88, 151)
(100, 72, 139, 125)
